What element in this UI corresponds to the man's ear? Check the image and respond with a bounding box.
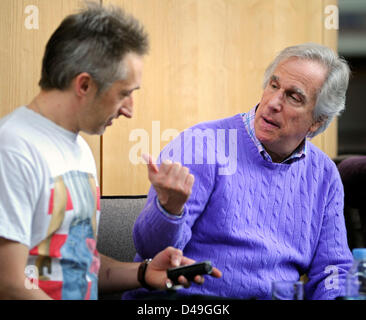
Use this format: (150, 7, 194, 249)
(308, 116, 327, 136)
(73, 72, 95, 97)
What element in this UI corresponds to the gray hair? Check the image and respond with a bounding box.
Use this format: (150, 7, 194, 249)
(262, 43, 350, 138)
(39, 1, 149, 94)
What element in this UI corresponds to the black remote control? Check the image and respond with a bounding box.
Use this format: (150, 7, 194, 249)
(167, 261, 213, 285)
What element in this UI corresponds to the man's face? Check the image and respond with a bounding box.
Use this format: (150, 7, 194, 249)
(83, 52, 144, 135)
(254, 57, 327, 162)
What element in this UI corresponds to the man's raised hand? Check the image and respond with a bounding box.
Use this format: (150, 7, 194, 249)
(142, 154, 194, 215)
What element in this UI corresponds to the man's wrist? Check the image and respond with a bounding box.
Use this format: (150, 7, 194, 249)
(137, 259, 154, 290)
(156, 197, 184, 219)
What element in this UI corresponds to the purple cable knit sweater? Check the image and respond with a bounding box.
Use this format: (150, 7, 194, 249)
(124, 113, 352, 300)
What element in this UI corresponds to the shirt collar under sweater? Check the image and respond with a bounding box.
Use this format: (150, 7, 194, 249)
(241, 105, 306, 164)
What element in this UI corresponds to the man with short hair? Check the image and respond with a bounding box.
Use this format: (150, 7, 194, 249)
(128, 43, 353, 300)
(0, 3, 220, 300)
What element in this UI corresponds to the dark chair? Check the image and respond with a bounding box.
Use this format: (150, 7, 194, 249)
(96, 196, 147, 299)
(337, 156, 366, 250)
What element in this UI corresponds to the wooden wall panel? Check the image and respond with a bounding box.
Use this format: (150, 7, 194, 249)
(0, 0, 339, 196)
(322, 0, 339, 158)
(1, 0, 76, 115)
(102, 0, 340, 195)
(0, 0, 101, 182)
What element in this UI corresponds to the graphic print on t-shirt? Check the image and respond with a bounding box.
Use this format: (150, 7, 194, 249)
(28, 171, 100, 300)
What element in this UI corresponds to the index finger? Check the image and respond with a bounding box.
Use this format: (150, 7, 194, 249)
(210, 267, 222, 278)
(142, 153, 159, 174)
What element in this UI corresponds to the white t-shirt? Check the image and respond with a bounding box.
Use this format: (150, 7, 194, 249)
(0, 106, 100, 300)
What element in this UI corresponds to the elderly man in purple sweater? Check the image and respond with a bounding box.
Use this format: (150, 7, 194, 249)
(125, 43, 353, 300)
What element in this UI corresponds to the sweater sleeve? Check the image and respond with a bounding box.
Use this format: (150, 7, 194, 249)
(304, 165, 353, 300)
(133, 128, 217, 259)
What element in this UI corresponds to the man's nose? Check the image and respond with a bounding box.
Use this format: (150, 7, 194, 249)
(118, 95, 134, 117)
(267, 90, 284, 112)
(124, 94, 133, 108)
(123, 95, 134, 109)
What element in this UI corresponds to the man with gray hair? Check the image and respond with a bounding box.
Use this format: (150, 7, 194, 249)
(128, 43, 353, 300)
(0, 2, 220, 300)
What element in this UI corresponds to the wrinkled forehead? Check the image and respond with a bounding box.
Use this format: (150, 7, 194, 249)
(272, 57, 327, 99)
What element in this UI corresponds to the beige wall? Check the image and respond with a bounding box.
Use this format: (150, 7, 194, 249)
(0, 0, 101, 181)
(0, 0, 338, 196)
(102, 0, 339, 195)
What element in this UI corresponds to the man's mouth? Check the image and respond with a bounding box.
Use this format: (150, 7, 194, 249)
(262, 116, 280, 128)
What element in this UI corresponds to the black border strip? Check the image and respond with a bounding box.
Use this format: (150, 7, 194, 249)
(101, 195, 147, 199)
